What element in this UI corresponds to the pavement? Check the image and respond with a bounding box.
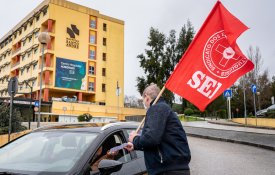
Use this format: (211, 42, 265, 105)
(182, 121, 275, 151)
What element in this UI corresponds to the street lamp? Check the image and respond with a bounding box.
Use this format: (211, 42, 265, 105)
(256, 91, 261, 111)
(38, 32, 50, 128)
(23, 80, 34, 130)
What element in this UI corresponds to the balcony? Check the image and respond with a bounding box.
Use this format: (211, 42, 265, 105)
(11, 61, 20, 68)
(12, 48, 21, 56)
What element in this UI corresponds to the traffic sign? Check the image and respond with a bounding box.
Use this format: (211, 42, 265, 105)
(34, 101, 39, 107)
(251, 84, 257, 93)
(223, 89, 232, 98)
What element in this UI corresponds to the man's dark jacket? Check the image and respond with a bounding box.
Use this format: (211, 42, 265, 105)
(133, 98, 191, 175)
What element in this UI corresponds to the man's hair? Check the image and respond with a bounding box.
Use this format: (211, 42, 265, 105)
(142, 83, 160, 99)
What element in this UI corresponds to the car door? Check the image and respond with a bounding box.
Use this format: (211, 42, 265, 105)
(90, 130, 141, 175)
(123, 128, 147, 174)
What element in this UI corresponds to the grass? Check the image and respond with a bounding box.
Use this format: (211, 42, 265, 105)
(178, 115, 204, 122)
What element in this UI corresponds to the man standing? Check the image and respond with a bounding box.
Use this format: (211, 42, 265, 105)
(125, 83, 191, 175)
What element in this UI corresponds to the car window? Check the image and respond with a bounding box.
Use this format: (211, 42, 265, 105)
(90, 132, 131, 172)
(0, 131, 98, 173)
(124, 129, 144, 159)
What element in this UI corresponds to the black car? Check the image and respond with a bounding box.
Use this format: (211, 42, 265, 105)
(0, 122, 146, 175)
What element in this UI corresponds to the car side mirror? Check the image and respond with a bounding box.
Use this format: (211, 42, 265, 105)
(98, 159, 123, 175)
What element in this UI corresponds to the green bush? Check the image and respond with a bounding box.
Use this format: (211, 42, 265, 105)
(217, 109, 226, 119)
(172, 103, 183, 114)
(78, 113, 93, 122)
(0, 103, 26, 135)
(184, 108, 194, 116)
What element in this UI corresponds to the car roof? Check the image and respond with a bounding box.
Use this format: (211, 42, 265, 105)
(33, 122, 140, 133)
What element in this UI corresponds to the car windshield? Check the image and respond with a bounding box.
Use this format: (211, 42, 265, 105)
(0, 131, 98, 173)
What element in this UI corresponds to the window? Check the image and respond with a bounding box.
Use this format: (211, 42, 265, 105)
(102, 53, 106, 61)
(103, 23, 107, 31)
(89, 66, 95, 75)
(23, 40, 26, 46)
(103, 38, 107, 46)
(26, 67, 30, 73)
(99, 102, 106, 106)
(90, 20, 96, 28)
(24, 25, 27, 31)
(22, 54, 25, 61)
(33, 63, 37, 70)
(43, 9, 47, 16)
(90, 35, 96, 44)
(89, 50, 95, 59)
(102, 68, 106, 76)
(29, 20, 33, 26)
(34, 48, 38, 54)
(28, 37, 32, 42)
(21, 69, 24, 75)
(88, 82, 94, 91)
(124, 129, 144, 158)
(28, 52, 31, 58)
(102, 84, 106, 92)
(34, 31, 39, 38)
(90, 132, 131, 172)
(36, 15, 40, 21)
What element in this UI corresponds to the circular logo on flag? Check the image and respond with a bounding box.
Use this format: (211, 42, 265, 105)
(203, 30, 248, 78)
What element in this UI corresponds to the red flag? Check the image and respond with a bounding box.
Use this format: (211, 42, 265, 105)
(165, 1, 254, 111)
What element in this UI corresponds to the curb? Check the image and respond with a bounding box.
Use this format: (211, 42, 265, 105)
(186, 133, 275, 152)
(184, 125, 275, 135)
(207, 121, 275, 130)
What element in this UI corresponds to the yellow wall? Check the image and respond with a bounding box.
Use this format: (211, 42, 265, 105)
(232, 118, 275, 128)
(52, 101, 145, 121)
(0, 130, 31, 147)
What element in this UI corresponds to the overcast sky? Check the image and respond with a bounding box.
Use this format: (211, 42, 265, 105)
(0, 0, 274, 98)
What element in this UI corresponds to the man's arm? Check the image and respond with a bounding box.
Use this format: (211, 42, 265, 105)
(132, 104, 170, 149)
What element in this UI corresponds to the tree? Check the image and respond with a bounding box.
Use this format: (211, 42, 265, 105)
(78, 113, 93, 122)
(175, 20, 195, 110)
(124, 95, 143, 108)
(0, 103, 25, 134)
(137, 21, 195, 105)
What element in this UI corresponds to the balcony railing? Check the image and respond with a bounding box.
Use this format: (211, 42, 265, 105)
(11, 61, 20, 68)
(12, 48, 21, 56)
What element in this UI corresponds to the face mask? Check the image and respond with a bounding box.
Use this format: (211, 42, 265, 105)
(143, 102, 147, 109)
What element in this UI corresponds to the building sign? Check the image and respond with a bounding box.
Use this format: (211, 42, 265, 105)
(66, 24, 79, 49)
(55, 57, 87, 90)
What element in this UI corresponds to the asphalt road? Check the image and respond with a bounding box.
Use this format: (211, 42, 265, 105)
(188, 136, 275, 175)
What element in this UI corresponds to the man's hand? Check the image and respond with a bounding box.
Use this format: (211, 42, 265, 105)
(128, 131, 138, 142)
(107, 150, 119, 157)
(124, 142, 134, 151)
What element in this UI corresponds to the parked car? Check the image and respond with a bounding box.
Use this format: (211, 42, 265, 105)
(0, 122, 146, 175)
(256, 104, 275, 116)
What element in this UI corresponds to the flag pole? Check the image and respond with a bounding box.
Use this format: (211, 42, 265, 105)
(136, 86, 166, 133)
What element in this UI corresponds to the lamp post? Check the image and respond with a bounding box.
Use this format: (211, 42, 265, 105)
(23, 80, 34, 130)
(37, 32, 50, 128)
(116, 81, 120, 119)
(242, 81, 247, 125)
(256, 91, 261, 111)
